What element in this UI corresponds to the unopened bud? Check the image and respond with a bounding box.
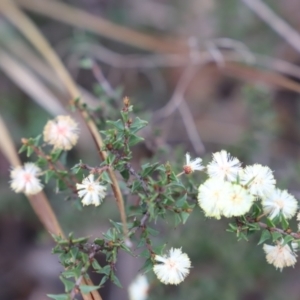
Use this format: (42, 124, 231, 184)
(21, 138, 29, 145)
(123, 97, 130, 107)
(183, 165, 192, 175)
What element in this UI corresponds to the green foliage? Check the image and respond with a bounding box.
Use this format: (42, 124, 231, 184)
(15, 99, 300, 300)
(47, 294, 70, 300)
(258, 230, 272, 245)
(51, 231, 126, 298)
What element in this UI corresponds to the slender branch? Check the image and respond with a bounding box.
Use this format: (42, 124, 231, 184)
(205, 40, 225, 67)
(70, 251, 96, 300)
(241, 0, 300, 54)
(126, 162, 150, 197)
(22, 139, 78, 193)
(91, 60, 120, 102)
(255, 221, 300, 239)
(74, 103, 128, 239)
(77, 42, 300, 93)
(243, 216, 300, 239)
(14, 0, 300, 87)
(211, 38, 255, 64)
(152, 63, 205, 154)
(155, 65, 198, 119)
(178, 99, 205, 154)
(140, 211, 151, 227)
(79, 163, 110, 174)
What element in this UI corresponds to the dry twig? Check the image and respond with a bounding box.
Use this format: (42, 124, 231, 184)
(241, 0, 300, 54)
(15, 0, 186, 53)
(178, 99, 205, 155)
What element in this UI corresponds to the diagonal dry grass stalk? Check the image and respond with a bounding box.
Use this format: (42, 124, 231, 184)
(0, 0, 127, 238)
(15, 0, 186, 53)
(0, 115, 102, 300)
(0, 34, 105, 110)
(241, 0, 300, 55)
(0, 48, 65, 115)
(75, 42, 300, 94)
(11, 0, 300, 88)
(222, 63, 300, 94)
(12, 0, 300, 97)
(0, 0, 141, 298)
(0, 116, 64, 257)
(0, 114, 66, 236)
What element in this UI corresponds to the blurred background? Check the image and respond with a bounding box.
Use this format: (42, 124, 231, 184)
(1, 0, 300, 299)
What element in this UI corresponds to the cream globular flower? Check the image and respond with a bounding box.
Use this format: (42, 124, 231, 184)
(43, 115, 79, 150)
(292, 242, 299, 252)
(297, 212, 300, 231)
(198, 178, 232, 219)
(262, 188, 298, 220)
(128, 274, 149, 300)
(263, 241, 297, 271)
(10, 162, 43, 195)
(207, 150, 242, 182)
(183, 153, 204, 174)
(221, 184, 254, 217)
(240, 164, 276, 198)
(153, 248, 191, 285)
(76, 174, 106, 206)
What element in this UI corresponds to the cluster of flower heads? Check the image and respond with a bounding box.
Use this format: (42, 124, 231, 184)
(184, 150, 299, 271)
(10, 115, 79, 195)
(9, 115, 108, 205)
(10, 117, 300, 289)
(184, 150, 298, 221)
(9, 160, 108, 207)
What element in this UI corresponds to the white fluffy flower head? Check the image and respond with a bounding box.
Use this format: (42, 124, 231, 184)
(263, 188, 298, 220)
(128, 274, 149, 300)
(198, 178, 232, 219)
(153, 248, 191, 285)
(10, 162, 43, 195)
(263, 241, 297, 271)
(43, 115, 79, 150)
(183, 153, 204, 174)
(207, 150, 242, 182)
(221, 184, 254, 217)
(241, 164, 276, 198)
(76, 174, 106, 207)
(292, 242, 299, 252)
